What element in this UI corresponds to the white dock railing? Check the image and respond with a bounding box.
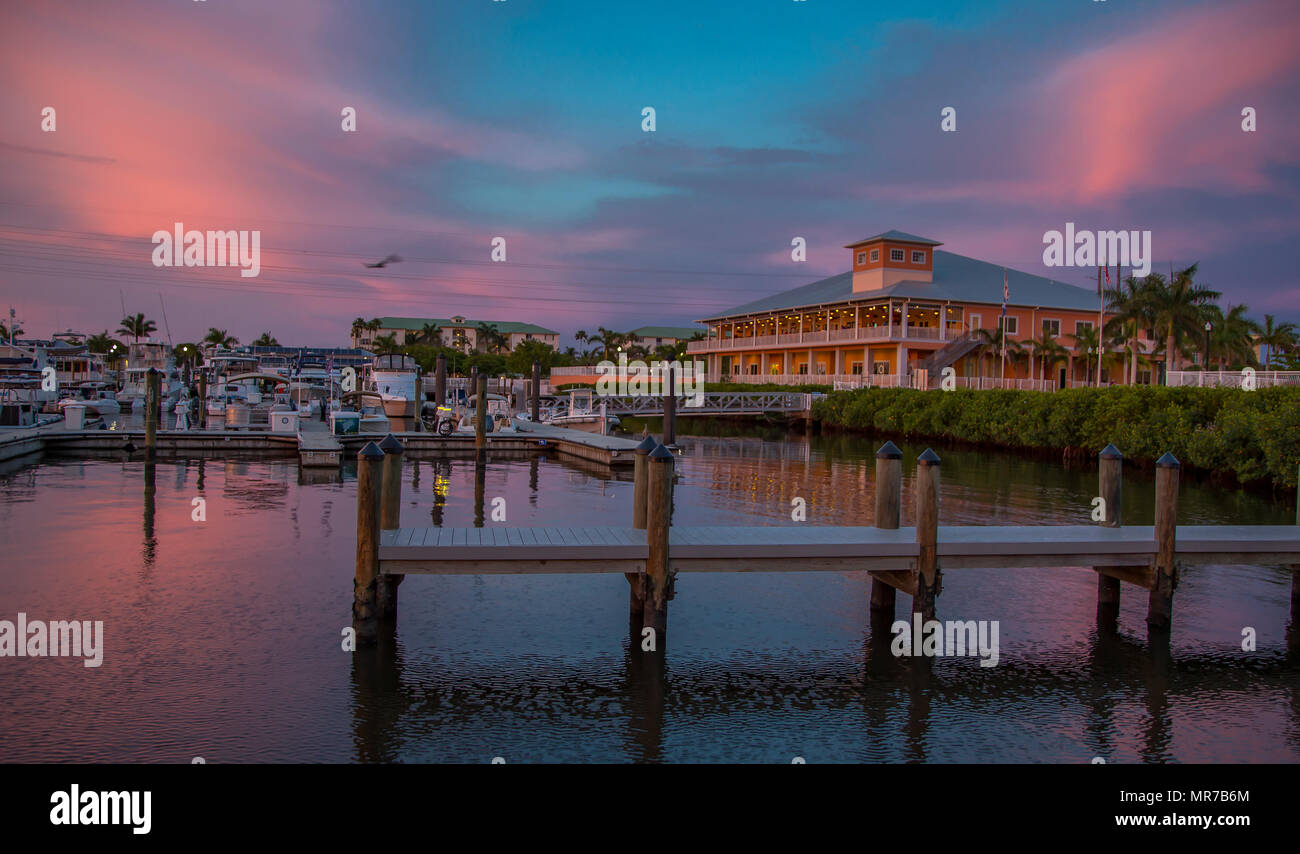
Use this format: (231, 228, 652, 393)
(1167, 370, 1300, 388)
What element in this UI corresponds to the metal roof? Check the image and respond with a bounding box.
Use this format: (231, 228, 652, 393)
(699, 250, 1101, 321)
(629, 325, 708, 339)
(844, 230, 944, 248)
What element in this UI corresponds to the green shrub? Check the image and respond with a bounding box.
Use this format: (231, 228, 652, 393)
(812, 385, 1300, 488)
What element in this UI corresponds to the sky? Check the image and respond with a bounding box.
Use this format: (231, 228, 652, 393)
(1, 0, 1298, 349)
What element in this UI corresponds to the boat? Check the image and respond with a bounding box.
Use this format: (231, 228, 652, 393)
(370, 353, 420, 419)
(453, 393, 518, 434)
(545, 388, 619, 434)
(116, 340, 183, 409)
(58, 382, 121, 416)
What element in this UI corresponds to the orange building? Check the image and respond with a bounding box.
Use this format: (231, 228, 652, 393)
(688, 230, 1137, 389)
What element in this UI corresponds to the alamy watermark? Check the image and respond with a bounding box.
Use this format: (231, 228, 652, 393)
(890, 614, 999, 667)
(1042, 223, 1151, 276)
(151, 222, 261, 277)
(594, 355, 705, 406)
(0, 613, 104, 667)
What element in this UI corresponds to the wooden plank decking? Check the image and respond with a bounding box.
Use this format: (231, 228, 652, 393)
(377, 524, 1300, 575)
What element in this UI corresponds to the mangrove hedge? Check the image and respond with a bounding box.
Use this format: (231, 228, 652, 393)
(812, 385, 1300, 489)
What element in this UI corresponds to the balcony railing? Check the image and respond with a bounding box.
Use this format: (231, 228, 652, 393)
(706, 373, 1069, 392)
(689, 326, 953, 350)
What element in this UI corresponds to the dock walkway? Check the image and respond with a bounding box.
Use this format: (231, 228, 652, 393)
(378, 524, 1300, 575)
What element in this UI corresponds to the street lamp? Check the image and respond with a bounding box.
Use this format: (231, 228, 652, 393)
(1204, 321, 1212, 371)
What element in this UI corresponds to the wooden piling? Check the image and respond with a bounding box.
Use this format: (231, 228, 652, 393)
(377, 433, 404, 620)
(531, 361, 542, 422)
(474, 373, 488, 456)
(1147, 452, 1180, 633)
(144, 368, 159, 459)
(870, 440, 902, 616)
(197, 373, 207, 429)
(644, 443, 674, 643)
(1294, 465, 1300, 633)
(913, 448, 941, 622)
(1096, 443, 1123, 633)
(353, 441, 385, 645)
(663, 366, 677, 446)
(627, 435, 657, 627)
(434, 354, 447, 409)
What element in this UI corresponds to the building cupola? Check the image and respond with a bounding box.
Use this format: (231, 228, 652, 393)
(845, 230, 941, 292)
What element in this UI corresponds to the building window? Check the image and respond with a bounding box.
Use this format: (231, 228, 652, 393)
(748, 364, 758, 374)
(873, 361, 890, 375)
(1075, 321, 1094, 335)
(1001, 316, 1019, 335)
(850, 361, 863, 375)
(857, 252, 866, 265)
(970, 314, 982, 331)
(911, 250, 926, 264)
(1042, 319, 1061, 336)
(870, 249, 880, 262)
(798, 363, 809, 375)
(889, 248, 905, 263)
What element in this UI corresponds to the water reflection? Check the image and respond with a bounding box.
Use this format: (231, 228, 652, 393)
(2, 427, 1299, 763)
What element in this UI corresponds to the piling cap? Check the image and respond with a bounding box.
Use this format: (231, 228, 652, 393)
(875, 440, 902, 460)
(917, 448, 941, 465)
(357, 441, 385, 460)
(1099, 443, 1123, 460)
(636, 435, 658, 455)
(1156, 452, 1181, 468)
(378, 433, 404, 454)
(649, 443, 674, 462)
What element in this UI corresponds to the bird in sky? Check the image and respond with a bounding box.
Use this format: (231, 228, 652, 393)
(364, 254, 403, 268)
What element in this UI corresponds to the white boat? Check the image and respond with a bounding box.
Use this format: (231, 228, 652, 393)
(545, 389, 619, 434)
(370, 353, 420, 418)
(453, 393, 518, 433)
(58, 382, 121, 416)
(116, 340, 183, 408)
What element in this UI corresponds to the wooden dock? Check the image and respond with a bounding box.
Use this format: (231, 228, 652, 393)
(297, 420, 342, 467)
(354, 436, 1300, 652)
(377, 523, 1300, 575)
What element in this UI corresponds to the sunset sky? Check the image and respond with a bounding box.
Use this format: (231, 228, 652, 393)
(2, 0, 1298, 347)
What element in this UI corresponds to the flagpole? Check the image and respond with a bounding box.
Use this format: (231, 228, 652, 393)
(1000, 268, 1008, 388)
(1097, 266, 1103, 388)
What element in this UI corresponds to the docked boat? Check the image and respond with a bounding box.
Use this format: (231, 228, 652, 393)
(370, 353, 420, 419)
(58, 382, 121, 416)
(454, 393, 518, 433)
(545, 389, 619, 434)
(116, 340, 183, 409)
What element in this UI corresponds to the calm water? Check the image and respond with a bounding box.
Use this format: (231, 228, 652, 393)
(1, 428, 1298, 763)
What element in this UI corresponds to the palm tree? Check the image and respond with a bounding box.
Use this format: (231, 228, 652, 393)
(86, 330, 119, 354)
(1257, 314, 1298, 369)
(475, 322, 507, 354)
(372, 332, 399, 352)
(0, 321, 22, 341)
(1104, 273, 1156, 385)
(173, 342, 203, 368)
(418, 322, 441, 346)
(116, 313, 157, 343)
(1145, 264, 1221, 376)
(1071, 324, 1101, 385)
(203, 328, 239, 349)
(574, 330, 589, 352)
(350, 317, 368, 341)
(1207, 304, 1261, 370)
(253, 332, 279, 346)
(975, 327, 1022, 380)
(1027, 327, 1067, 384)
